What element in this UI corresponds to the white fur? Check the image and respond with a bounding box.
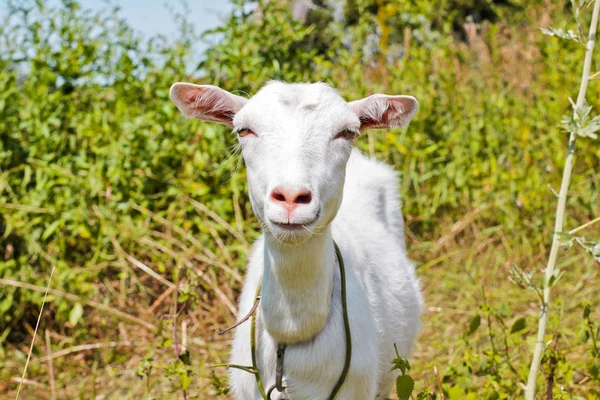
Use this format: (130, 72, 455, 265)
(170, 81, 422, 400)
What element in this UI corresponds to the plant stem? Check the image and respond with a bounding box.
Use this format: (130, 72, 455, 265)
(16, 266, 55, 400)
(45, 329, 57, 400)
(172, 266, 188, 400)
(568, 215, 600, 235)
(525, 1, 600, 398)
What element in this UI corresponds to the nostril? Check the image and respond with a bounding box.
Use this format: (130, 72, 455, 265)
(295, 192, 312, 204)
(271, 191, 286, 203)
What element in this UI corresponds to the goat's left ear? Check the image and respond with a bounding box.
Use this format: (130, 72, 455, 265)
(169, 82, 248, 126)
(349, 94, 418, 131)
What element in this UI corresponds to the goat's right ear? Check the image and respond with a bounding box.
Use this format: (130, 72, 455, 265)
(169, 83, 248, 126)
(349, 94, 418, 132)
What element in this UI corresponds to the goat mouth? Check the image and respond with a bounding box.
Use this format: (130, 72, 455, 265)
(269, 212, 320, 233)
(271, 222, 307, 231)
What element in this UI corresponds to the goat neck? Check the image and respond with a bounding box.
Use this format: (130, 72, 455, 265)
(261, 226, 335, 344)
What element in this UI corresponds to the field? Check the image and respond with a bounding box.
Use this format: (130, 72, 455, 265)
(1, 0, 599, 399)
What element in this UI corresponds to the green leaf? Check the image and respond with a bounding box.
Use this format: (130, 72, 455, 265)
(560, 105, 600, 139)
(417, 389, 437, 400)
(509, 265, 543, 301)
(583, 301, 592, 319)
(487, 391, 500, 400)
(390, 343, 411, 374)
(179, 349, 191, 366)
(510, 317, 527, 334)
(447, 385, 464, 400)
(69, 303, 84, 327)
(396, 374, 414, 400)
(594, 243, 600, 263)
(555, 232, 575, 249)
(42, 219, 62, 240)
(467, 314, 481, 336)
(548, 269, 565, 288)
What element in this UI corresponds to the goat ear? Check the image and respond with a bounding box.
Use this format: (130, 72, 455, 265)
(169, 83, 248, 126)
(349, 94, 418, 131)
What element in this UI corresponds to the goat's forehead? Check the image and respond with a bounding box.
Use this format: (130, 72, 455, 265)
(235, 82, 356, 129)
(257, 81, 342, 106)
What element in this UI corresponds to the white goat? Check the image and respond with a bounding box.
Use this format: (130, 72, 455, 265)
(170, 81, 422, 400)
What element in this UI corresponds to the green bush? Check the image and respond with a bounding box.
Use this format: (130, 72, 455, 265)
(202, 0, 599, 237)
(0, 0, 255, 336)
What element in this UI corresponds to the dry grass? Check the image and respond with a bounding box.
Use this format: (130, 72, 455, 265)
(2, 211, 598, 399)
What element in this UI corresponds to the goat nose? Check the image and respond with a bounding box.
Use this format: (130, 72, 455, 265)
(270, 186, 313, 207)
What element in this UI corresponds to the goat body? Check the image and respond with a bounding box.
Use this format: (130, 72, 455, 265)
(231, 150, 422, 399)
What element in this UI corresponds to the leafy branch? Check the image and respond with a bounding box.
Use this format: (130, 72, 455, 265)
(560, 103, 600, 139)
(540, 27, 582, 44)
(391, 343, 414, 400)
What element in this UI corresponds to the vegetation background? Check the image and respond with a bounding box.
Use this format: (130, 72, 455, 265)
(0, 0, 599, 398)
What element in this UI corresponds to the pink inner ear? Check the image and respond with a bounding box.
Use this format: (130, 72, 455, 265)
(170, 83, 247, 126)
(181, 87, 201, 104)
(359, 100, 399, 130)
(351, 95, 417, 131)
(184, 87, 235, 124)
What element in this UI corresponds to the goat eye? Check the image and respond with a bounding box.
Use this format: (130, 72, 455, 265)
(237, 128, 256, 138)
(335, 128, 359, 140)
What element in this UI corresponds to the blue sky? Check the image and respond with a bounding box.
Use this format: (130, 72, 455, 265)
(80, 0, 234, 49)
(1, 0, 234, 53)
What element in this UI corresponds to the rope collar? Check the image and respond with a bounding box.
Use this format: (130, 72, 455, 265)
(216, 241, 352, 400)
